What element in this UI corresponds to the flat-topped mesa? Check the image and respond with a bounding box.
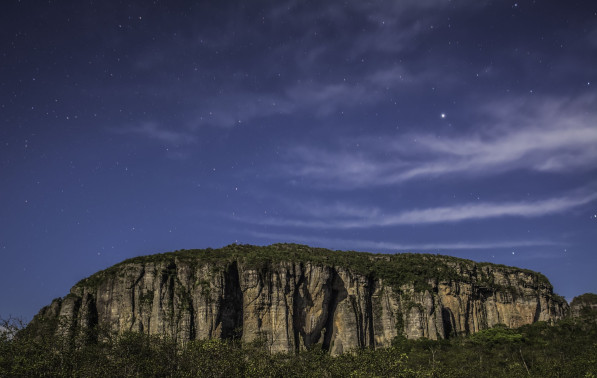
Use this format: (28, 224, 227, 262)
(32, 244, 568, 355)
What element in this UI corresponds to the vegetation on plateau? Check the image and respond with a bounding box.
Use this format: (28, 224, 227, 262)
(2, 310, 596, 377)
(75, 243, 557, 296)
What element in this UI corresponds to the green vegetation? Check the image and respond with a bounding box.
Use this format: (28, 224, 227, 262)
(570, 293, 597, 308)
(572, 293, 597, 303)
(74, 244, 559, 300)
(2, 314, 596, 377)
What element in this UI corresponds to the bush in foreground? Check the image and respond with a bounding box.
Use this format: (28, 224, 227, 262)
(1, 315, 596, 377)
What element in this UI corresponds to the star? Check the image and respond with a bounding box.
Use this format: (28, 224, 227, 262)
(441, 113, 446, 119)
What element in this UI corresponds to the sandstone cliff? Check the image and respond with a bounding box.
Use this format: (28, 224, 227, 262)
(32, 244, 568, 355)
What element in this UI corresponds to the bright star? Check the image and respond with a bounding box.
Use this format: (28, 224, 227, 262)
(441, 113, 446, 119)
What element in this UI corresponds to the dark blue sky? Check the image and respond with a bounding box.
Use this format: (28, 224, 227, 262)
(1, 0, 596, 321)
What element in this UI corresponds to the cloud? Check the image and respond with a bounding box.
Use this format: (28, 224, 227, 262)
(413, 96, 597, 175)
(245, 190, 597, 229)
(113, 122, 196, 145)
(270, 0, 485, 57)
(185, 78, 388, 128)
(119, 1, 486, 129)
(280, 95, 597, 187)
(247, 231, 558, 252)
(286, 82, 372, 116)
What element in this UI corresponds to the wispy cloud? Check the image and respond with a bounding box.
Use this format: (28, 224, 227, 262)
(286, 82, 373, 116)
(247, 231, 558, 252)
(244, 190, 597, 229)
(280, 95, 597, 187)
(113, 122, 196, 145)
(117, 1, 484, 130)
(184, 79, 390, 128)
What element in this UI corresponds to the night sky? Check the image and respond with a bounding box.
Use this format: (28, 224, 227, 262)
(2, 0, 596, 321)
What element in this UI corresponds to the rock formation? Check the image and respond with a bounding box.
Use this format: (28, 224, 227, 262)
(569, 293, 597, 318)
(31, 244, 568, 355)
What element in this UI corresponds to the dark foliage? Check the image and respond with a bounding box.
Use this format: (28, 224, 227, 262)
(2, 314, 596, 377)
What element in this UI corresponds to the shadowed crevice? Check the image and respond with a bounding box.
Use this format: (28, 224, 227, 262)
(219, 261, 243, 340)
(322, 271, 347, 352)
(442, 307, 455, 338)
(292, 263, 306, 352)
(366, 276, 376, 348)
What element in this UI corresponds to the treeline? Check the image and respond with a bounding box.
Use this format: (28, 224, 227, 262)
(2, 313, 596, 377)
(76, 243, 555, 296)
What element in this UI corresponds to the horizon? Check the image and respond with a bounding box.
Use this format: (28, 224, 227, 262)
(1, 0, 596, 321)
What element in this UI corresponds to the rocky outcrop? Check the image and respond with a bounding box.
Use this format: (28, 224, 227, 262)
(569, 293, 597, 318)
(32, 244, 568, 355)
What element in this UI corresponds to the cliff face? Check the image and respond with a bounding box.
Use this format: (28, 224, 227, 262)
(33, 244, 568, 355)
